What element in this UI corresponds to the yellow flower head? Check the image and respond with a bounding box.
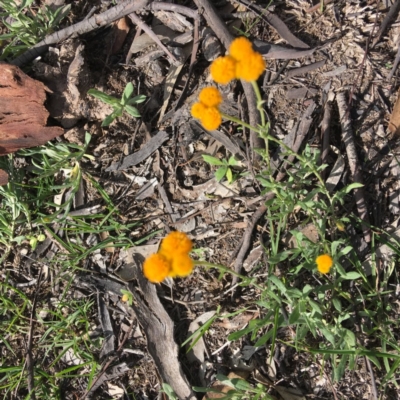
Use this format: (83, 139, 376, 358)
(229, 37, 254, 61)
(210, 55, 237, 84)
(143, 253, 171, 283)
(191, 102, 206, 119)
(200, 106, 222, 130)
(316, 254, 333, 274)
(235, 52, 266, 82)
(121, 293, 129, 302)
(170, 253, 194, 277)
(160, 231, 193, 255)
(199, 86, 222, 107)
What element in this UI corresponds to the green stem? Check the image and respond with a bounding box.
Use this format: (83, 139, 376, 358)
(220, 112, 331, 201)
(194, 260, 265, 292)
(251, 80, 266, 128)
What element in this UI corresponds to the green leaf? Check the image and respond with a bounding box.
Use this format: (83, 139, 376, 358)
(344, 182, 364, 193)
(121, 82, 134, 105)
(226, 167, 233, 184)
(101, 113, 117, 127)
(124, 104, 141, 118)
(128, 94, 147, 105)
(341, 271, 362, 280)
(87, 89, 120, 106)
(269, 276, 287, 294)
(215, 166, 228, 182)
(332, 297, 342, 312)
(227, 156, 239, 166)
(161, 383, 178, 400)
(289, 304, 300, 324)
(202, 155, 225, 166)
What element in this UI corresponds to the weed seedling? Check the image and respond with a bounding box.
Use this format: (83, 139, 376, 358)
(202, 154, 243, 184)
(87, 82, 146, 127)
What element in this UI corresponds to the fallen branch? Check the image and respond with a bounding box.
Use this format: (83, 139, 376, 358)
(125, 251, 197, 400)
(371, 0, 400, 48)
(11, 0, 151, 67)
(336, 92, 371, 243)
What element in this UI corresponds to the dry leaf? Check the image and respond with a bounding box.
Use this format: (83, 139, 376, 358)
(275, 385, 306, 400)
(187, 310, 216, 364)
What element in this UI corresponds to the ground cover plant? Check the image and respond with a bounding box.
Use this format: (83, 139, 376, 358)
(0, 0, 400, 399)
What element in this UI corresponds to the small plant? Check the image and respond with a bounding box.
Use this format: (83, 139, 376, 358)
(87, 82, 146, 127)
(202, 154, 243, 184)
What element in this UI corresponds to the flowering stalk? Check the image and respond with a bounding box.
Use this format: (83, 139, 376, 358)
(194, 260, 265, 291)
(220, 112, 331, 199)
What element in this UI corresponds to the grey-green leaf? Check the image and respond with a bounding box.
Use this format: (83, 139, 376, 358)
(88, 89, 120, 106)
(124, 104, 141, 118)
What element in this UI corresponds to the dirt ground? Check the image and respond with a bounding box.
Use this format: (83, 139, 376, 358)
(2, 0, 400, 399)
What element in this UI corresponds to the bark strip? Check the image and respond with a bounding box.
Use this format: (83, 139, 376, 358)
(337, 92, 371, 243)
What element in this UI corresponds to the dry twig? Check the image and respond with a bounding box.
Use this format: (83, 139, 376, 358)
(128, 12, 179, 64)
(320, 93, 334, 179)
(305, 0, 334, 14)
(233, 0, 309, 49)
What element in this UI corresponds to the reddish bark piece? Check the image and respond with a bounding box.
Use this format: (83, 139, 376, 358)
(111, 17, 130, 54)
(0, 169, 8, 185)
(389, 88, 400, 135)
(0, 63, 63, 156)
(0, 63, 63, 184)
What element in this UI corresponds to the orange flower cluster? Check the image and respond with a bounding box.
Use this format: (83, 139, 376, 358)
(316, 254, 333, 274)
(143, 231, 194, 283)
(191, 86, 222, 131)
(211, 37, 265, 84)
(191, 37, 265, 130)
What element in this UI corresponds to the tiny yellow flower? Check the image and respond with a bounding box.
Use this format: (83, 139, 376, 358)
(229, 37, 255, 61)
(210, 55, 237, 84)
(170, 253, 194, 277)
(143, 253, 171, 283)
(198, 86, 222, 107)
(191, 102, 206, 119)
(160, 231, 193, 255)
(316, 254, 333, 274)
(121, 293, 129, 302)
(235, 52, 266, 82)
(336, 221, 346, 232)
(200, 106, 222, 130)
